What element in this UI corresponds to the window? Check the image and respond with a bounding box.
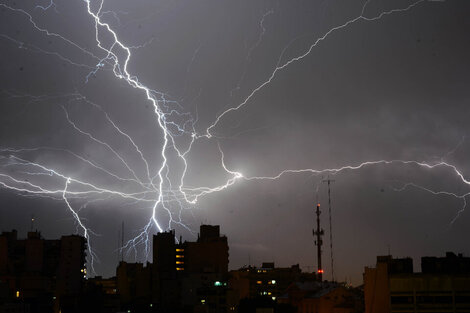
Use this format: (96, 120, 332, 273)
(456, 296, 470, 304)
(391, 296, 413, 304)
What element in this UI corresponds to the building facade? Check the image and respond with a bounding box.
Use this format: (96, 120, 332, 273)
(150, 225, 229, 313)
(0, 230, 86, 313)
(364, 252, 470, 313)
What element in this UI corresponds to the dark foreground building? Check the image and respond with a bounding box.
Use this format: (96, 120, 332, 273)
(115, 225, 230, 313)
(364, 252, 470, 313)
(0, 230, 86, 313)
(153, 224, 229, 313)
(229, 262, 309, 303)
(278, 281, 363, 313)
(1, 225, 364, 313)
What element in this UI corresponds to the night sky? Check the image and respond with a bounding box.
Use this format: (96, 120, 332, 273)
(1, 0, 469, 285)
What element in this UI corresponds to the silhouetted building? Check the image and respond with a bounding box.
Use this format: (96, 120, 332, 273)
(421, 252, 470, 275)
(80, 276, 120, 313)
(116, 262, 152, 306)
(0, 230, 85, 313)
(151, 230, 179, 310)
(278, 281, 363, 313)
(182, 225, 229, 275)
(153, 230, 178, 278)
(364, 252, 470, 313)
(150, 225, 229, 312)
(228, 263, 317, 312)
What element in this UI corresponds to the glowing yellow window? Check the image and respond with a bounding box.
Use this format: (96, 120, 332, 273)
(176, 267, 184, 271)
(176, 248, 184, 252)
(176, 255, 184, 258)
(256, 281, 262, 284)
(176, 261, 184, 264)
(16, 291, 20, 298)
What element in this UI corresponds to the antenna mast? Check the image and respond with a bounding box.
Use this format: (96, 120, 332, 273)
(313, 203, 324, 281)
(323, 177, 335, 281)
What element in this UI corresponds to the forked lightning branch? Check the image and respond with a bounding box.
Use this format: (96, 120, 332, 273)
(0, 0, 467, 275)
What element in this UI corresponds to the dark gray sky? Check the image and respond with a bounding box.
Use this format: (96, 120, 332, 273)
(1, 0, 469, 284)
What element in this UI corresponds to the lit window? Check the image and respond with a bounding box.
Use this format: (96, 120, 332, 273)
(176, 248, 184, 252)
(256, 281, 262, 284)
(176, 267, 184, 271)
(201, 299, 206, 304)
(271, 280, 276, 284)
(272, 297, 276, 301)
(214, 281, 222, 286)
(176, 261, 184, 264)
(176, 255, 184, 258)
(16, 291, 20, 298)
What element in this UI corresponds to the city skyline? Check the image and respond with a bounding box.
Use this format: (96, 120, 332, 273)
(1, 0, 469, 286)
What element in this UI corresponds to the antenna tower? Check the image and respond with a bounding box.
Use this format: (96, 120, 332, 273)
(323, 177, 335, 281)
(313, 203, 324, 281)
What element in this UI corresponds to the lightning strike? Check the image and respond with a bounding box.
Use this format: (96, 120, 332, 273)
(229, 8, 274, 100)
(1, 0, 466, 274)
(205, 0, 432, 137)
(0, 34, 95, 70)
(35, 0, 59, 13)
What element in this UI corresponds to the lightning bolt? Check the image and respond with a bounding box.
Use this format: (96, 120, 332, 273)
(393, 182, 469, 225)
(35, 0, 59, 13)
(206, 0, 430, 137)
(229, 8, 274, 100)
(0, 3, 101, 62)
(1, 0, 466, 274)
(0, 34, 95, 70)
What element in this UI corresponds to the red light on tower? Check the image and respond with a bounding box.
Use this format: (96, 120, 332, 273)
(318, 269, 324, 274)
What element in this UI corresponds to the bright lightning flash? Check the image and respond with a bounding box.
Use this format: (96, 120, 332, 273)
(0, 0, 466, 275)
